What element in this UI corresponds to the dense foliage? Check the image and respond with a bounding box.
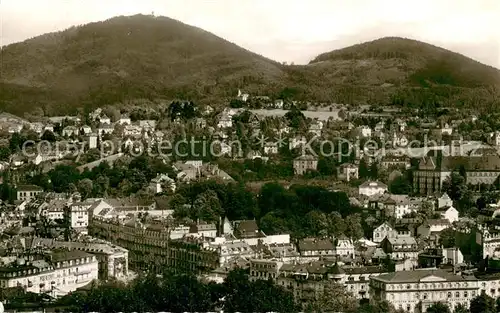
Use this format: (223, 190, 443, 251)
(1, 17, 499, 115)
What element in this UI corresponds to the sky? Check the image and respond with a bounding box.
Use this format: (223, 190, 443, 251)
(1, 0, 500, 67)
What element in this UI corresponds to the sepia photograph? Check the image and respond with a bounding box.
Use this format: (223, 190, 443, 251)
(0, 0, 499, 312)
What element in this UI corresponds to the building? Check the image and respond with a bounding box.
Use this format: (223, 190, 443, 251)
(68, 202, 91, 234)
(62, 126, 79, 137)
(29, 238, 128, 281)
(380, 236, 419, 266)
(380, 155, 411, 170)
(263, 142, 278, 155)
(0, 249, 98, 297)
(438, 193, 453, 209)
(88, 133, 98, 149)
(359, 181, 388, 197)
(118, 115, 131, 125)
(413, 149, 500, 195)
(338, 163, 359, 181)
(335, 235, 355, 259)
(297, 238, 335, 259)
(293, 155, 318, 175)
(16, 185, 43, 202)
(190, 223, 217, 238)
(417, 219, 451, 238)
(89, 217, 218, 274)
(369, 269, 479, 312)
(436, 205, 459, 224)
(373, 222, 402, 243)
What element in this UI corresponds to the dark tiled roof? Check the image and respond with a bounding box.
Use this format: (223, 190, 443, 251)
(298, 238, 335, 251)
(373, 269, 470, 283)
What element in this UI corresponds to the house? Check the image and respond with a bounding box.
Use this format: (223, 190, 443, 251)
(0, 250, 98, 297)
(442, 247, 464, 266)
(202, 105, 214, 116)
(374, 121, 385, 132)
(359, 181, 388, 197)
(139, 120, 157, 131)
(380, 236, 419, 265)
(436, 205, 459, 224)
(217, 109, 236, 129)
(30, 122, 44, 134)
(488, 131, 500, 146)
(62, 126, 79, 137)
(16, 185, 43, 201)
(441, 123, 453, 136)
(274, 99, 284, 109)
(264, 142, 278, 155)
(380, 155, 411, 170)
(99, 115, 111, 124)
(44, 124, 55, 133)
(308, 120, 323, 136)
(357, 126, 372, 138)
(393, 118, 406, 132)
(190, 223, 217, 238)
(118, 115, 131, 125)
(88, 133, 98, 149)
(237, 89, 249, 102)
(392, 195, 412, 219)
(89, 108, 102, 121)
(338, 163, 359, 181)
(297, 238, 335, 259)
(391, 132, 408, 147)
(417, 219, 451, 238)
(293, 155, 318, 175)
(335, 235, 355, 258)
(68, 202, 92, 234)
(98, 124, 114, 136)
(124, 125, 142, 137)
(194, 117, 207, 129)
(289, 136, 307, 150)
(90, 198, 156, 218)
(81, 125, 92, 135)
(438, 193, 453, 209)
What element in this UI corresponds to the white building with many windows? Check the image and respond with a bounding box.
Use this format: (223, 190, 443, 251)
(0, 250, 98, 297)
(370, 269, 479, 313)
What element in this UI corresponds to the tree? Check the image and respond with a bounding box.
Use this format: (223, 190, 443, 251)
(418, 200, 435, 220)
(223, 268, 297, 312)
(305, 210, 329, 236)
(369, 162, 379, 179)
(359, 158, 370, 179)
(439, 227, 456, 248)
(442, 172, 466, 201)
(427, 302, 451, 313)
(327, 211, 347, 237)
(389, 175, 411, 194)
(193, 190, 223, 223)
(284, 106, 306, 129)
(317, 157, 336, 176)
(453, 303, 470, 313)
(41, 130, 56, 142)
(470, 292, 495, 313)
(307, 281, 358, 313)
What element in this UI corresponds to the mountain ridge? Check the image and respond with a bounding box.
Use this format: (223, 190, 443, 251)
(1, 14, 499, 115)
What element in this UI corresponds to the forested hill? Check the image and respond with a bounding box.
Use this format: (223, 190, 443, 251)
(1, 15, 499, 115)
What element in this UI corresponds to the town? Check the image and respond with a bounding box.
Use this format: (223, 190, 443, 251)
(0, 90, 500, 313)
